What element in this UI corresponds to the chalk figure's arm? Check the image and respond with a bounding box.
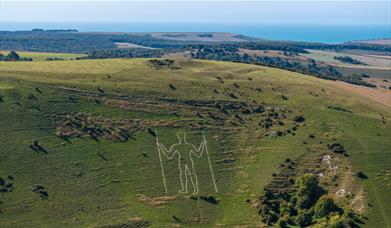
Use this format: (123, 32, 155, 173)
(191, 141, 206, 158)
(158, 143, 177, 160)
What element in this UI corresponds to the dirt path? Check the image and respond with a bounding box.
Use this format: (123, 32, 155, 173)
(330, 81, 391, 108)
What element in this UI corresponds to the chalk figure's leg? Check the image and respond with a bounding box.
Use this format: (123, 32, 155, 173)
(184, 165, 195, 194)
(178, 161, 188, 193)
(189, 159, 199, 194)
(186, 165, 197, 195)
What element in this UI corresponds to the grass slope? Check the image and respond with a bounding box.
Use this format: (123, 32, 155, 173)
(0, 59, 390, 227)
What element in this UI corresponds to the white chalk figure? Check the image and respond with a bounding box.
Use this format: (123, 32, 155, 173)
(155, 132, 218, 194)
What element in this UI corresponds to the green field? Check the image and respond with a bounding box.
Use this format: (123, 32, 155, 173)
(0, 51, 86, 61)
(301, 49, 391, 69)
(336, 66, 391, 79)
(0, 58, 390, 227)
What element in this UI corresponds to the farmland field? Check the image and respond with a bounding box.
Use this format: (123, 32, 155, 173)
(301, 49, 391, 69)
(0, 58, 390, 227)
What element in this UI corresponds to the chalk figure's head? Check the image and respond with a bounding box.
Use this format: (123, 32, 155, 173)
(176, 132, 187, 143)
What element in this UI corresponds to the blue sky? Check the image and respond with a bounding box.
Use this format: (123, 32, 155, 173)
(1, 1, 390, 25)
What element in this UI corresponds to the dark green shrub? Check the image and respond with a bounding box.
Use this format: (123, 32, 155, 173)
(294, 210, 313, 227)
(169, 84, 176, 90)
(330, 216, 348, 228)
(293, 115, 305, 123)
(280, 201, 297, 216)
(328, 142, 346, 153)
(314, 195, 339, 218)
(32, 184, 48, 199)
(199, 195, 218, 204)
(260, 205, 277, 225)
(278, 216, 288, 227)
(356, 171, 368, 179)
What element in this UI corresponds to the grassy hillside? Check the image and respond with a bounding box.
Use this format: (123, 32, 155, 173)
(0, 58, 390, 227)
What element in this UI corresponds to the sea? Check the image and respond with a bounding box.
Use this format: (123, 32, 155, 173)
(1, 22, 390, 44)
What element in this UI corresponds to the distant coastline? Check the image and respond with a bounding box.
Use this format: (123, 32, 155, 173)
(1, 22, 390, 44)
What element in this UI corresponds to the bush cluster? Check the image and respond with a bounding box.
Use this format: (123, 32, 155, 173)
(259, 173, 361, 227)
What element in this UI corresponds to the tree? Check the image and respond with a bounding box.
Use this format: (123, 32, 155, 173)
(6, 51, 20, 61)
(295, 174, 318, 197)
(294, 174, 325, 208)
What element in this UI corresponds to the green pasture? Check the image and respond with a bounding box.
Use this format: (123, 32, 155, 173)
(0, 59, 390, 227)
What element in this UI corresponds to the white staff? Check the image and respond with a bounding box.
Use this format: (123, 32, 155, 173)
(202, 132, 218, 193)
(155, 130, 168, 193)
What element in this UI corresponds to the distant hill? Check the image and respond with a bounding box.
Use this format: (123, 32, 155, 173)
(345, 38, 391, 46)
(148, 32, 258, 42)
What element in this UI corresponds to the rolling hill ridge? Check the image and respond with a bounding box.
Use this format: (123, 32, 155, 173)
(0, 58, 390, 227)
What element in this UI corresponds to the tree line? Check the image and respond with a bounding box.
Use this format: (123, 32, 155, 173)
(334, 56, 365, 65)
(1, 30, 390, 54)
